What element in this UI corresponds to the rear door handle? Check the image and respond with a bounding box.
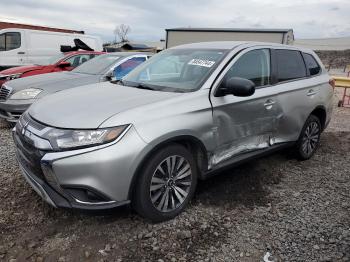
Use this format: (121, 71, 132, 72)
(307, 89, 318, 96)
(264, 99, 275, 109)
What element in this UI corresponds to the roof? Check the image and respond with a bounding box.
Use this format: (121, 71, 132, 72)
(0, 21, 84, 34)
(166, 28, 293, 33)
(121, 43, 151, 50)
(101, 51, 152, 57)
(64, 50, 105, 55)
(171, 41, 311, 52)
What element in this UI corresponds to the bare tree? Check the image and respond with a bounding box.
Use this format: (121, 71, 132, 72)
(114, 24, 131, 43)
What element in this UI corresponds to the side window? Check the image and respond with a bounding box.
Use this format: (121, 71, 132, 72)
(65, 54, 93, 67)
(224, 49, 271, 87)
(276, 50, 307, 82)
(303, 53, 321, 76)
(114, 57, 146, 80)
(0, 32, 21, 51)
(0, 34, 5, 51)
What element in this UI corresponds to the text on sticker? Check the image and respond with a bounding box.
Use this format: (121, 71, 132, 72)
(188, 59, 215, 68)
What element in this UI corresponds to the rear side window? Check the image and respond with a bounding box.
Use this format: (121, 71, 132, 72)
(224, 49, 271, 87)
(276, 50, 306, 82)
(0, 32, 21, 51)
(303, 53, 321, 76)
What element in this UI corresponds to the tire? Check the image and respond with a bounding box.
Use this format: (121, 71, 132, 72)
(295, 114, 322, 160)
(133, 144, 198, 222)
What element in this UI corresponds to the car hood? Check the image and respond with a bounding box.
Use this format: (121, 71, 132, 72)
(4, 71, 99, 93)
(29, 82, 183, 129)
(0, 65, 45, 75)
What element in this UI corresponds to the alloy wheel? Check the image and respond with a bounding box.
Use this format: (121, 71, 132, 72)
(150, 155, 192, 212)
(301, 121, 320, 156)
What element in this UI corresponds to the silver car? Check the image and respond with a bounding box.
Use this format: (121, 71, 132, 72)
(0, 52, 150, 123)
(13, 41, 333, 221)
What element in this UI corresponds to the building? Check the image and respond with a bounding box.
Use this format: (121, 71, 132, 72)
(0, 21, 84, 34)
(107, 40, 166, 52)
(165, 28, 294, 48)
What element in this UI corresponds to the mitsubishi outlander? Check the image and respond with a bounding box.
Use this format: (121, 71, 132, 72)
(13, 42, 333, 221)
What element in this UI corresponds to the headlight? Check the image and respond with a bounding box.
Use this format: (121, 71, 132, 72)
(0, 73, 23, 81)
(10, 88, 42, 100)
(44, 125, 129, 150)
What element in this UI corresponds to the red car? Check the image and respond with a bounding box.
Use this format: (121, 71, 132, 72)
(0, 51, 104, 86)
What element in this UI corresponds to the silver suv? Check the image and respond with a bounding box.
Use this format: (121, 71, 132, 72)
(13, 42, 333, 221)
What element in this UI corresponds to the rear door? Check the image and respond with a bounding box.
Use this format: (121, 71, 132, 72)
(272, 49, 321, 143)
(210, 47, 282, 167)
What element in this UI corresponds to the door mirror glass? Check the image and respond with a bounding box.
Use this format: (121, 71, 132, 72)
(218, 77, 255, 97)
(57, 61, 71, 68)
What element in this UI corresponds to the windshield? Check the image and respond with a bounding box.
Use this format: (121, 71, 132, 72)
(123, 48, 228, 92)
(42, 53, 66, 65)
(72, 54, 120, 75)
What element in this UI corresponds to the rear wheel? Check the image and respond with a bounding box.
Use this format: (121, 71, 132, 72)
(133, 144, 197, 222)
(295, 115, 321, 160)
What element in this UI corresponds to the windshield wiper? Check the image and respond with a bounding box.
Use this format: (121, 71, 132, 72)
(111, 79, 124, 85)
(132, 83, 155, 90)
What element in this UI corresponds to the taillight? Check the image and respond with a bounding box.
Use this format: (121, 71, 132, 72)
(329, 78, 335, 90)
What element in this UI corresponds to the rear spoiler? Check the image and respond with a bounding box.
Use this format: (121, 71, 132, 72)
(60, 39, 94, 52)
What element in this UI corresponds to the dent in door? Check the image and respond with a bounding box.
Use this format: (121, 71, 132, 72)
(209, 109, 279, 168)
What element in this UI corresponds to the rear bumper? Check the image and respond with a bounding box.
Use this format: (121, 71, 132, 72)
(0, 99, 34, 122)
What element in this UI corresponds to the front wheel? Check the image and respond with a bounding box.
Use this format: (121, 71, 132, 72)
(295, 115, 322, 160)
(133, 144, 197, 222)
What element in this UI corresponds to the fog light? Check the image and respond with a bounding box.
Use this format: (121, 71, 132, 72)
(41, 162, 63, 193)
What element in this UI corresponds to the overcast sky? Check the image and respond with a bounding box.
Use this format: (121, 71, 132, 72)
(1, 0, 349, 42)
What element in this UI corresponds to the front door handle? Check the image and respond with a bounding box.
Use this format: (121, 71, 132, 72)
(264, 99, 275, 109)
(307, 89, 318, 96)
(17, 51, 25, 55)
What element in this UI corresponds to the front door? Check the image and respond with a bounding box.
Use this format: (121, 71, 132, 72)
(0, 31, 25, 67)
(210, 48, 281, 168)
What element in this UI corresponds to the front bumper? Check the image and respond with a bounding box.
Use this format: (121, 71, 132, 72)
(0, 99, 34, 122)
(13, 120, 148, 210)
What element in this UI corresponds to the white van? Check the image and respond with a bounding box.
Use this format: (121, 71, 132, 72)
(0, 28, 103, 69)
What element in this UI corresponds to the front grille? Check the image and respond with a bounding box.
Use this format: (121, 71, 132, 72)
(14, 131, 46, 180)
(0, 85, 12, 101)
(21, 113, 46, 131)
(0, 108, 8, 117)
(14, 115, 48, 181)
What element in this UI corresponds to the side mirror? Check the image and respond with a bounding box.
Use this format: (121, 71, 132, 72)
(216, 77, 255, 97)
(57, 61, 71, 68)
(104, 71, 114, 81)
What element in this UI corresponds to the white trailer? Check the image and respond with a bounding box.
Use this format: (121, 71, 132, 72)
(165, 28, 294, 48)
(0, 28, 103, 68)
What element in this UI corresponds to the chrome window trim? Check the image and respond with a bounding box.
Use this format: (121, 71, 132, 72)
(210, 45, 273, 95)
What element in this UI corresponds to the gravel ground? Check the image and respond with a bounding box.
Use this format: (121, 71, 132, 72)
(0, 98, 349, 262)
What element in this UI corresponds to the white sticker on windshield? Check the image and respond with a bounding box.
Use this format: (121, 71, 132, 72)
(188, 59, 215, 68)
